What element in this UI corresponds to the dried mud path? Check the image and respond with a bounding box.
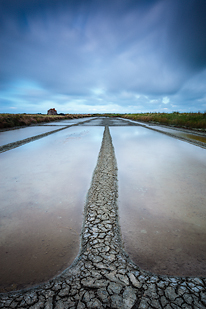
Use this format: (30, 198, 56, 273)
(0, 126, 206, 309)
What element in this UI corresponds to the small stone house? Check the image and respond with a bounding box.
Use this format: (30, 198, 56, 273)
(47, 108, 57, 115)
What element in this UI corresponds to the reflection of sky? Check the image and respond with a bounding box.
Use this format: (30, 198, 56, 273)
(65, 117, 95, 124)
(44, 117, 95, 125)
(141, 125, 206, 144)
(119, 128, 150, 139)
(0, 126, 104, 212)
(0, 126, 104, 210)
(81, 119, 104, 126)
(0, 117, 96, 146)
(43, 122, 74, 126)
(110, 126, 206, 275)
(119, 119, 206, 144)
(111, 126, 206, 166)
(111, 126, 206, 221)
(0, 126, 66, 146)
(0, 126, 104, 288)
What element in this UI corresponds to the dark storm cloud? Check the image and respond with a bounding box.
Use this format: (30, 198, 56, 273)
(165, 0, 206, 71)
(0, 0, 206, 113)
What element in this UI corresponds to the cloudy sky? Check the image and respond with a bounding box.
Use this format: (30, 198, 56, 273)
(1, 0, 206, 114)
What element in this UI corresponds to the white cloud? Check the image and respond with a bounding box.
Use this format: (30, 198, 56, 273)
(91, 87, 105, 96)
(162, 96, 170, 104)
(150, 99, 158, 103)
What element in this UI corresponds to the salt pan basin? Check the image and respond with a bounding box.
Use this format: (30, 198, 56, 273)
(0, 126, 66, 147)
(111, 126, 206, 277)
(0, 126, 103, 292)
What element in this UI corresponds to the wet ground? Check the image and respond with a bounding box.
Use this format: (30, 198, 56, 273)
(0, 117, 93, 147)
(0, 126, 66, 147)
(148, 125, 206, 144)
(0, 116, 206, 296)
(0, 123, 206, 309)
(125, 118, 206, 145)
(41, 117, 94, 126)
(111, 126, 206, 277)
(0, 126, 103, 291)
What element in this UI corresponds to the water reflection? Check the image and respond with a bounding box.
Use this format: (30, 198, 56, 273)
(0, 126, 66, 147)
(81, 118, 104, 126)
(176, 132, 206, 143)
(123, 119, 206, 144)
(145, 125, 206, 144)
(43, 117, 95, 125)
(82, 117, 136, 126)
(43, 122, 74, 126)
(0, 126, 103, 292)
(111, 127, 206, 276)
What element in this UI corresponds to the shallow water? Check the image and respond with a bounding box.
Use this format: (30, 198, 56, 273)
(180, 132, 206, 143)
(81, 118, 105, 126)
(43, 117, 94, 125)
(123, 118, 206, 144)
(42, 122, 74, 126)
(149, 125, 206, 144)
(81, 117, 136, 126)
(0, 118, 95, 147)
(0, 126, 103, 292)
(111, 126, 206, 277)
(0, 126, 66, 147)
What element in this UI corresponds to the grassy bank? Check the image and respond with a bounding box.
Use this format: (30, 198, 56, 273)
(2, 112, 206, 131)
(0, 113, 91, 130)
(120, 112, 206, 131)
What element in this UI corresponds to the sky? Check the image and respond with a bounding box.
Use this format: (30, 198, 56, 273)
(0, 0, 206, 114)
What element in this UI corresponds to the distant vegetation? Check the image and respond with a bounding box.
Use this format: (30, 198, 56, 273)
(99, 112, 206, 131)
(0, 114, 91, 129)
(120, 112, 206, 131)
(1, 112, 206, 131)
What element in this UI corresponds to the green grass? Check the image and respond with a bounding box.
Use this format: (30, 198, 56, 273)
(0, 113, 91, 129)
(120, 112, 206, 131)
(1, 112, 206, 131)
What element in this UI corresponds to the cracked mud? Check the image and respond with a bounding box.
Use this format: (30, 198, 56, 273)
(0, 126, 206, 309)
